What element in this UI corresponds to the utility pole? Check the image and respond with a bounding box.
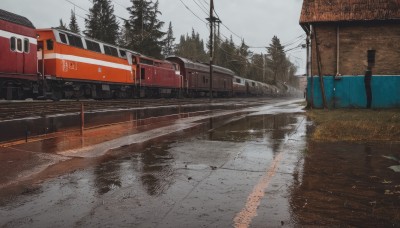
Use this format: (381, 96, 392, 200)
(208, 0, 214, 101)
(263, 53, 266, 83)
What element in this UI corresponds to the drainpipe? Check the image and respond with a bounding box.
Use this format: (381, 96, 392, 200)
(314, 25, 328, 109)
(310, 24, 314, 108)
(336, 25, 340, 76)
(334, 25, 341, 108)
(306, 33, 311, 106)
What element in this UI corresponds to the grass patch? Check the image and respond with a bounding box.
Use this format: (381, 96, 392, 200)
(306, 109, 400, 142)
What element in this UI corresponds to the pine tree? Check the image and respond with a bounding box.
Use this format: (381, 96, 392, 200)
(175, 29, 207, 62)
(85, 0, 119, 44)
(58, 19, 67, 30)
(126, 0, 165, 58)
(162, 21, 175, 58)
(117, 21, 131, 47)
(69, 10, 80, 33)
(267, 36, 286, 84)
(231, 39, 251, 77)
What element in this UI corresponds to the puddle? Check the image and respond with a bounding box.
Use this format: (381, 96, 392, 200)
(290, 142, 400, 226)
(1, 99, 398, 227)
(0, 108, 308, 227)
(0, 103, 240, 143)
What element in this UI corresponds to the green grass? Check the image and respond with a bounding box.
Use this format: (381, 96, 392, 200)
(306, 109, 400, 142)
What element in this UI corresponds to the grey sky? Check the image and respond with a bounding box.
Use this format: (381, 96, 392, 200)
(1, 0, 306, 73)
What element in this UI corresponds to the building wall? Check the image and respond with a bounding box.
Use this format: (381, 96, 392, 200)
(312, 23, 400, 76)
(307, 75, 400, 108)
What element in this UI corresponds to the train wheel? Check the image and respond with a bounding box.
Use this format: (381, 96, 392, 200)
(51, 90, 62, 101)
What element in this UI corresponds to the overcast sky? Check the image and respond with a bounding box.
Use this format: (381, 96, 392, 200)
(1, 0, 306, 73)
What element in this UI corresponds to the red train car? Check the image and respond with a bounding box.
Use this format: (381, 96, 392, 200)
(135, 55, 182, 98)
(0, 9, 38, 99)
(37, 28, 136, 99)
(166, 56, 233, 97)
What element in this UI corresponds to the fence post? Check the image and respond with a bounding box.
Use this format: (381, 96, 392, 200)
(81, 103, 84, 135)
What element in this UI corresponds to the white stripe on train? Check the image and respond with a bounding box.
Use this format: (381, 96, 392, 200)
(0, 30, 37, 44)
(39, 53, 132, 71)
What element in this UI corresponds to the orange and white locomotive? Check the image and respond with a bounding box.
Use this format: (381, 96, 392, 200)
(0, 9, 280, 100)
(37, 28, 136, 99)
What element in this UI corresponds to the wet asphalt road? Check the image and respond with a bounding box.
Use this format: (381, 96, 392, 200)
(0, 99, 399, 227)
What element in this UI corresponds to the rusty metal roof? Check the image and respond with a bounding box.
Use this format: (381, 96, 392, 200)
(300, 0, 400, 24)
(0, 9, 35, 28)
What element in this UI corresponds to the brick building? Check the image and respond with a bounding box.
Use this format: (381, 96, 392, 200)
(300, 0, 400, 108)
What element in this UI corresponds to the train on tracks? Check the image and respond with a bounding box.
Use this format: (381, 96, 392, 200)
(0, 9, 286, 100)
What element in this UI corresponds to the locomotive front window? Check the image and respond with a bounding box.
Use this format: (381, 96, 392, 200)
(59, 33, 68, 44)
(17, 39, 22, 52)
(10, 37, 16, 51)
(119, 50, 127, 58)
(24, 39, 30, 53)
(141, 68, 146, 80)
(104, 45, 119, 57)
(46, 39, 54, 50)
(140, 58, 154, 65)
(67, 34, 83, 48)
(85, 40, 101, 53)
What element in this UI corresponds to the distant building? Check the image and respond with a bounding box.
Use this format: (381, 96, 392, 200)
(300, 0, 400, 108)
(296, 75, 307, 92)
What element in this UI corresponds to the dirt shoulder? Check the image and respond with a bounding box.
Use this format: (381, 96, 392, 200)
(306, 109, 400, 142)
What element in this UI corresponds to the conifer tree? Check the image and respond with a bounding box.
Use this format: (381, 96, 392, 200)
(126, 0, 165, 58)
(69, 10, 80, 33)
(162, 21, 175, 58)
(229, 39, 251, 77)
(117, 21, 131, 47)
(85, 0, 119, 44)
(58, 19, 67, 30)
(267, 36, 286, 84)
(175, 29, 207, 62)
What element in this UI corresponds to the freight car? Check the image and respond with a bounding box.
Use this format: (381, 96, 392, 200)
(0, 9, 39, 100)
(233, 76, 247, 96)
(166, 56, 233, 97)
(0, 9, 288, 100)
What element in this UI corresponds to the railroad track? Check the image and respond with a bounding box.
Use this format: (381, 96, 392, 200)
(0, 97, 273, 121)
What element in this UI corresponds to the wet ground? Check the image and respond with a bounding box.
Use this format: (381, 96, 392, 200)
(0, 99, 399, 227)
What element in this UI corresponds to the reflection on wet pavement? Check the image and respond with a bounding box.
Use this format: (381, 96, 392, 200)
(291, 142, 400, 227)
(0, 100, 399, 227)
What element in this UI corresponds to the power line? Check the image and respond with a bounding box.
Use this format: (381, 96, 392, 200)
(282, 34, 306, 47)
(178, 0, 209, 26)
(75, 13, 87, 20)
(195, 0, 209, 13)
(65, 0, 90, 13)
(212, 8, 243, 41)
(112, 0, 129, 9)
(192, 0, 209, 15)
(65, 0, 129, 23)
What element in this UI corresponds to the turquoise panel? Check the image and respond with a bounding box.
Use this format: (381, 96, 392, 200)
(307, 75, 400, 108)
